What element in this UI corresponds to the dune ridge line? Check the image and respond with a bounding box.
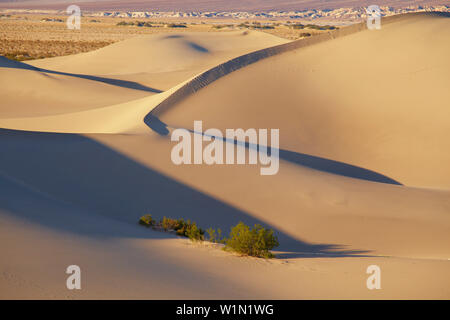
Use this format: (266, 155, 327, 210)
(149, 13, 425, 118)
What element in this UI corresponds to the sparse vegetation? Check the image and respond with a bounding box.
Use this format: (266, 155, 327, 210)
(116, 21, 188, 28)
(238, 22, 275, 30)
(253, 25, 275, 30)
(290, 23, 305, 29)
(138, 216, 279, 258)
(40, 18, 64, 22)
(212, 24, 234, 29)
(117, 21, 153, 27)
(166, 23, 187, 28)
(206, 227, 225, 244)
(3, 51, 34, 61)
(0, 39, 114, 61)
(305, 24, 337, 30)
(162, 217, 204, 241)
(224, 222, 279, 258)
(290, 23, 337, 30)
(0, 15, 337, 61)
(139, 215, 204, 241)
(139, 214, 156, 227)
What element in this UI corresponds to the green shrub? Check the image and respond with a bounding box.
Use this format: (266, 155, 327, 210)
(117, 21, 153, 27)
(206, 227, 217, 242)
(225, 222, 279, 258)
(146, 216, 204, 241)
(116, 21, 130, 26)
(252, 25, 275, 30)
(212, 24, 232, 29)
(206, 227, 225, 244)
(167, 23, 187, 28)
(161, 216, 179, 231)
(139, 214, 155, 227)
(217, 228, 225, 244)
(138, 217, 278, 258)
(305, 24, 336, 30)
(291, 23, 305, 29)
(185, 222, 204, 241)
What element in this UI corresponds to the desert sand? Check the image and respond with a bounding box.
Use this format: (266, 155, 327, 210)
(0, 12, 449, 299)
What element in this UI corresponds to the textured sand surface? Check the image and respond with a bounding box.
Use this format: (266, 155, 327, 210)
(0, 13, 449, 299)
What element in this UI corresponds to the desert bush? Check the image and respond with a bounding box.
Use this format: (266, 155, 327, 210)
(138, 217, 278, 258)
(252, 25, 275, 30)
(0, 39, 115, 61)
(291, 23, 305, 29)
(144, 216, 204, 241)
(166, 23, 187, 28)
(161, 216, 180, 231)
(41, 18, 63, 22)
(238, 23, 249, 28)
(225, 222, 279, 258)
(299, 32, 312, 37)
(212, 24, 233, 29)
(139, 214, 155, 227)
(116, 21, 153, 27)
(305, 24, 336, 30)
(206, 227, 225, 244)
(174, 219, 204, 241)
(206, 228, 217, 242)
(185, 222, 204, 241)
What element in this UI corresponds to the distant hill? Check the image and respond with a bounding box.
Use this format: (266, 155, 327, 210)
(0, 0, 448, 11)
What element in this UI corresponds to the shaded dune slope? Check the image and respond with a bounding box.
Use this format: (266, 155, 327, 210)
(0, 127, 449, 260)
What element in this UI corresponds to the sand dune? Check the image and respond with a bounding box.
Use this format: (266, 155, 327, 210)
(153, 13, 450, 189)
(0, 56, 153, 118)
(0, 86, 172, 133)
(28, 31, 290, 90)
(1, 129, 449, 299)
(0, 31, 288, 118)
(1, 13, 449, 299)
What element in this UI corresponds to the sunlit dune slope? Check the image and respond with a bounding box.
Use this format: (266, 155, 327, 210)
(28, 31, 290, 90)
(0, 56, 152, 118)
(153, 13, 450, 189)
(0, 31, 289, 118)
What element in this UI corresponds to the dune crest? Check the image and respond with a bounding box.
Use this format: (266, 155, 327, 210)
(152, 13, 450, 189)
